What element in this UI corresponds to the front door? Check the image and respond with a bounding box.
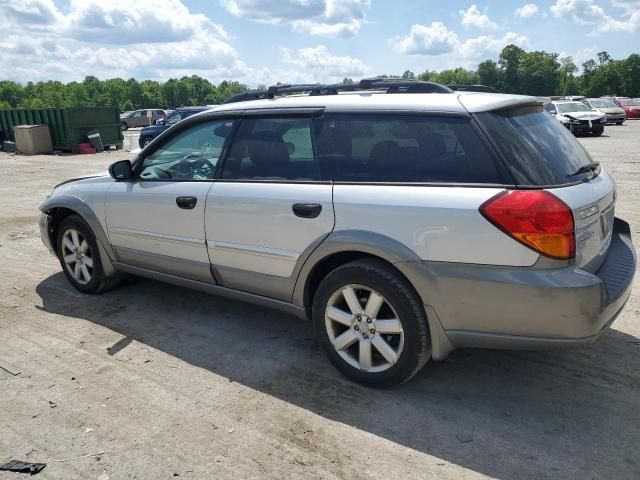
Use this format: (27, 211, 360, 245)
(205, 116, 334, 300)
(106, 118, 234, 283)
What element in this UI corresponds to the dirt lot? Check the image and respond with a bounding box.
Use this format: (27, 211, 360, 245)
(1, 123, 639, 480)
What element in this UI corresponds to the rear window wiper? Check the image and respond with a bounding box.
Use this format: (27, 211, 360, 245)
(567, 162, 600, 178)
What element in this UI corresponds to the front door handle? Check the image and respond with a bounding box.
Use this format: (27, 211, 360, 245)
(176, 196, 197, 210)
(292, 203, 322, 219)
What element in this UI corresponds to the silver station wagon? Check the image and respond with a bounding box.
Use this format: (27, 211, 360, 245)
(39, 79, 636, 387)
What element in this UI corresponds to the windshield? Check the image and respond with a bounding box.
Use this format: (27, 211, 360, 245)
(588, 99, 616, 108)
(556, 102, 590, 114)
(619, 98, 640, 106)
(476, 106, 597, 186)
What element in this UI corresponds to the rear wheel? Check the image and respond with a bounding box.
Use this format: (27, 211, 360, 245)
(121, 122, 128, 131)
(56, 215, 120, 294)
(313, 259, 430, 388)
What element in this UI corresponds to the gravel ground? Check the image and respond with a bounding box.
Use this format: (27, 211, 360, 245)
(0, 123, 639, 480)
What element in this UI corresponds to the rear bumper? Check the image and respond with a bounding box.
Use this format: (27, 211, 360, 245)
(414, 218, 635, 354)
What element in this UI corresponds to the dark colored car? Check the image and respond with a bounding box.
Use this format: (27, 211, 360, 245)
(447, 84, 501, 93)
(121, 109, 167, 130)
(611, 97, 640, 119)
(138, 107, 212, 148)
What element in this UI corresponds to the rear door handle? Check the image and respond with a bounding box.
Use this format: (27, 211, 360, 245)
(176, 196, 197, 210)
(292, 203, 322, 219)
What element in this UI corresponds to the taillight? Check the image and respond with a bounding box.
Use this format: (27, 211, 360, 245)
(480, 190, 575, 260)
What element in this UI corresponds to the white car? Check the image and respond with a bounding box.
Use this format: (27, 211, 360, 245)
(39, 79, 636, 387)
(544, 101, 607, 136)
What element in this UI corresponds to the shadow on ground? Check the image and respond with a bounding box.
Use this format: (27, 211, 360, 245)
(36, 273, 640, 479)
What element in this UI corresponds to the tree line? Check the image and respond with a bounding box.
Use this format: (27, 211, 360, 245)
(1, 46, 639, 111)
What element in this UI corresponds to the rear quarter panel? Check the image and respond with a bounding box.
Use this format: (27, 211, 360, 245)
(332, 185, 540, 266)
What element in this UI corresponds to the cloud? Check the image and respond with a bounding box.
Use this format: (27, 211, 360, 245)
(459, 4, 498, 29)
(391, 22, 528, 63)
(515, 4, 539, 18)
(281, 45, 368, 81)
(391, 22, 459, 56)
(221, 0, 371, 37)
(550, 0, 640, 33)
(0, 0, 258, 84)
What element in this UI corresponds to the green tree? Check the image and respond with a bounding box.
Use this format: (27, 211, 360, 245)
(477, 60, 501, 90)
(498, 44, 526, 93)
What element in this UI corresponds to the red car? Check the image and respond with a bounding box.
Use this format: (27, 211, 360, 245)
(612, 97, 640, 119)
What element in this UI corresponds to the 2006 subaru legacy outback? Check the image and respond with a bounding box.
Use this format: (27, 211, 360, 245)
(39, 79, 636, 387)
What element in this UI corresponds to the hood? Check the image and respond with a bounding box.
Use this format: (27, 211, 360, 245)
(54, 173, 109, 189)
(140, 124, 167, 135)
(562, 111, 605, 120)
(597, 107, 625, 115)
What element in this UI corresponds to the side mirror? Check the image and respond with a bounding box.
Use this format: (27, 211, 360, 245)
(549, 109, 557, 115)
(156, 119, 164, 125)
(109, 160, 133, 180)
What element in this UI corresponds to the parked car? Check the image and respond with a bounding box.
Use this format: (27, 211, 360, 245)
(120, 109, 167, 130)
(544, 101, 607, 136)
(38, 79, 636, 387)
(610, 97, 640, 119)
(446, 84, 500, 93)
(138, 107, 212, 148)
(582, 98, 626, 125)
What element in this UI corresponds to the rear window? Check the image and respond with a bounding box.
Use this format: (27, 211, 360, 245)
(313, 114, 502, 183)
(476, 106, 596, 186)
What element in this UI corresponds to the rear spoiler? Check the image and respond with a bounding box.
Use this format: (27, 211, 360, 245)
(457, 94, 543, 113)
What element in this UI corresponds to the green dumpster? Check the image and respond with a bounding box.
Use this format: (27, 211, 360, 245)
(0, 107, 123, 151)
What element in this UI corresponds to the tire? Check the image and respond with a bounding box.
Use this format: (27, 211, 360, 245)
(141, 137, 152, 148)
(55, 215, 120, 294)
(121, 122, 128, 131)
(591, 129, 604, 137)
(312, 259, 430, 388)
(616, 121, 624, 125)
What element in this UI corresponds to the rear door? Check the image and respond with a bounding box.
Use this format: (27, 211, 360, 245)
(205, 115, 334, 301)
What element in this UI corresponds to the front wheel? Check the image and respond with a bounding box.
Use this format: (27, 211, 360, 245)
(313, 259, 430, 388)
(142, 137, 152, 148)
(56, 215, 120, 294)
(121, 122, 128, 131)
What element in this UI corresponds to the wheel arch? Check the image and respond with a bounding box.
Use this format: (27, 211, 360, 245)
(40, 195, 117, 275)
(293, 229, 455, 361)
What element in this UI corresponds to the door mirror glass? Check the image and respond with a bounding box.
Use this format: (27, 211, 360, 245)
(109, 160, 133, 180)
(156, 119, 164, 125)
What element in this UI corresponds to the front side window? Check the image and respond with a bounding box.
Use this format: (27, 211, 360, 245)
(139, 120, 234, 181)
(222, 117, 319, 180)
(165, 112, 183, 126)
(313, 114, 501, 183)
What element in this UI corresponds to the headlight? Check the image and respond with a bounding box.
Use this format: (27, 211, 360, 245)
(564, 116, 581, 125)
(600, 117, 607, 123)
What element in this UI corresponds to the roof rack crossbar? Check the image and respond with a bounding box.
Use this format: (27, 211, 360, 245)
(223, 77, 453, 104)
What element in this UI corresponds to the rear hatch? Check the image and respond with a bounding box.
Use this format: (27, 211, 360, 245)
(473, 103, 616, 271)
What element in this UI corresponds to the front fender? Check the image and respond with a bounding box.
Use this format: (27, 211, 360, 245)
(39, 195, 117, 275)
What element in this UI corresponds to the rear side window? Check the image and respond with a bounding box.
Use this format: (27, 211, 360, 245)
(476, 107, 596, 186)
(313, 114, 501, 183)
(222, 117, 320, 180)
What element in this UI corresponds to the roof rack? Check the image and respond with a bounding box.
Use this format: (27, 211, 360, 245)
(223, 78, 453, 104)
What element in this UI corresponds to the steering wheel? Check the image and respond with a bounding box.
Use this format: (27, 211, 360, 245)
(176, 153, 216, 179)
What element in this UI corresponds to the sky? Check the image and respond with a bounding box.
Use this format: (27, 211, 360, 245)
(0, 0, 639, 86)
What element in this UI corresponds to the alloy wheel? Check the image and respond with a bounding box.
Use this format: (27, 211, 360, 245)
(61, 228, 94, 285)
(325, 284, 404, 373)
